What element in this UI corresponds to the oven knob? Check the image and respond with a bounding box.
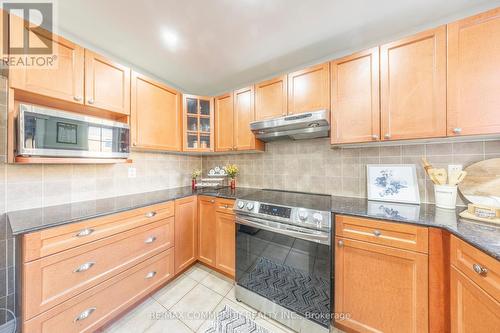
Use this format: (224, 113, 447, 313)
(298, 209, 308, 221)
(313, 213, 323, 223)
(246, 202, 254, 210)
(237, 201, 245, 209)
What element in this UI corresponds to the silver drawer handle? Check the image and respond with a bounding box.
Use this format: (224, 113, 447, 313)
(145, 211, 157, 218)
(472, 263, 488, 276)
(210, 199, 215, 203)
(74, 261, 95, 273)
(144, 236, 157, 244)
(373, 230, 382, 237)
(338, 240, 344, 248)
(74, 307, 96, 322)
(87, 98, 95, 104)
(75, 228, 94, 238)
(222, 204, 229, 209)
(145, 271, 157, 279)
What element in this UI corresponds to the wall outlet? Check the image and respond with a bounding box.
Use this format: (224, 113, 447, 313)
(128, 167, 137, 178)
(448, 164, 463, 175)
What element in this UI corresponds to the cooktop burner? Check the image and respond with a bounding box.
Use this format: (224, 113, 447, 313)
(239, 189, 332, 212)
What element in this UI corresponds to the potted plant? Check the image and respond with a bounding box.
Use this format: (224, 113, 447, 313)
(191, 169, 201, 189)
(225, 164, 239, 189)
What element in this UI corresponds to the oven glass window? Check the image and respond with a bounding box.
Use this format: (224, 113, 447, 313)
(236, 224, 331, 327)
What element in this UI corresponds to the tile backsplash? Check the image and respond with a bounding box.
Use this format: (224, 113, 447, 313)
(202, 138, 500, 204)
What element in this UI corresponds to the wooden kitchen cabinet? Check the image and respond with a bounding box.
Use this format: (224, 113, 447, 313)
(447, 8, 500, 137)
(380, 26, 446, 141)
(131, 72, 182, 151)
(198, 196, 216, 266)
(84, 50, 130, 115)
(234, 86, 263, 151)
(183, 94, 214, 152)
(174, 196, 198, 274)
(450, 267, 500, 333)
(330, 48, 380, 144)
(215, 211, 236, 277)
(215, 93, 234, 152)
(9, 14, 85, 104)
(335, 237, 429, 333)
(255, 75, 287, 120)
(287, 62, 330, 115)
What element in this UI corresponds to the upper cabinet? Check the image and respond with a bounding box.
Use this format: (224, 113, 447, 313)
(234, 86, 264, 151)
(84, 50, 130, 115)
(255, 75, 287, 120)
(331, 48, 380, 144)
(130, 72, 182, 151)
(447, 8, 500, 137)
(215, 93, 234, 152)
(9, 14, 85, 104)
(380, 26, 447, 141)
(287, 62, 330, 115)
(182, 94, 214, 152)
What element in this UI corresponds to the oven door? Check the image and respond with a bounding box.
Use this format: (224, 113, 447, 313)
(235, 215, 332, 328)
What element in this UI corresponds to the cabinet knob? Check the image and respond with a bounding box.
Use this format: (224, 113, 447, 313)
(88, 98, 95, 104)
(472, 263, 488, 276)
(74, 261, 95, 273)
(73, 96, 82, 102)
(132, 142, 137, 146)
(144, 236, 157, 244)
(453, 128, 462, 134)
(338, 240, 344, 248)
(74, 307, 96, 322)
(75, 228, 94, 238)
(384, 133, 391, 139)
(210, 199, 215, 203)
(373, 230, 382, 237)
(145, 271, 157, 279)
(371, 134, 379, 140)
(145, 211, 157, 218)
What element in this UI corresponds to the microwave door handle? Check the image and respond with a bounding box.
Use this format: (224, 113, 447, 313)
(235, 216, 330, 245)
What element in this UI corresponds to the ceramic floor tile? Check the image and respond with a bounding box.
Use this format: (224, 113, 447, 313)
(145, 312, 193, 333)
(170, 283, 223, 331)
(200, 271, 233, 296)
(183, 263, 211, 282)
(104, 298, 166, 333)
(152, 274, 198, 309)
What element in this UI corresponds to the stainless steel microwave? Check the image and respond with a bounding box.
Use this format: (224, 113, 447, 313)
(17, 104, 130, 158)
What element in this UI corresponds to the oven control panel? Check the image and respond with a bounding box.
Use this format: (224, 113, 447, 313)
(258, 204, 292, 218)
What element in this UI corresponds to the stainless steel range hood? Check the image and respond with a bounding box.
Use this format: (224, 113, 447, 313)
(250, 109, 330, 142)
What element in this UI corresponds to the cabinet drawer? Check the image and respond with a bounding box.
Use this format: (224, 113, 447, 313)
(216, 198, 235, 215)
(24, 248, 174, 333)
(450, 235, 499, 301)
(335, 215, 428, 253)
(23, 217, 173, 320)
(23, 201, 174, 262)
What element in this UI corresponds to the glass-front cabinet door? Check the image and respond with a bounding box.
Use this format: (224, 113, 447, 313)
(182, 94, 214, 152)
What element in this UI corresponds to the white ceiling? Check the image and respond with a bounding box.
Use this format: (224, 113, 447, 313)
(55, 0, 499, 95)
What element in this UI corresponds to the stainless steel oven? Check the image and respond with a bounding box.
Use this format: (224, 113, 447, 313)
(17, 104, 130, 159)
(234, 190, 332, 333)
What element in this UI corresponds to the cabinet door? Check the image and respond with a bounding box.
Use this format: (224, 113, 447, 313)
(255, 76, 287, 120)
(447, 8, 500, 136)
(9, 14, 84, 104)
(335, 237, 428, 333)
(234, 86, 257, 151)
(198, 197, 216, 266)
(85, 50, 130, 115)
(215, 211, 235, 277)
(174, 196, 198, 274)
(131, 72, 181, 151)
(287, 63, 330, 115)
(450, 266, 500, 333)
(380, 26, 446, 140)
(182, 94, 214, 152)
(215, 93, 234, 151)
(331, 48, 380, 144)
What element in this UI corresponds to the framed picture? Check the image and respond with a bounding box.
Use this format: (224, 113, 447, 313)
(367, 164, 420, 204)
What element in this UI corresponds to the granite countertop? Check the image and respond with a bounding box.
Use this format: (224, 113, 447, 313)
(330, 196, 500, 260)
(6, 187, 499, 260)
(6, 186, 259, 236)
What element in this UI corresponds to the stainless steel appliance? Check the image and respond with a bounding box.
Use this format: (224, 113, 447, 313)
(234, 190, 332, 333)
(17, 104, 130, 159)
(249, 109, 330, 142)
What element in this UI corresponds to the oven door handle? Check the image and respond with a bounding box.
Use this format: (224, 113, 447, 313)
(235, 216, 330, 245)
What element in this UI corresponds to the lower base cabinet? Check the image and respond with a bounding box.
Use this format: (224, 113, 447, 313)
(24, 249, 174, 333)
(174, 196, 198, 274)
(215, 211, 236, 276)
